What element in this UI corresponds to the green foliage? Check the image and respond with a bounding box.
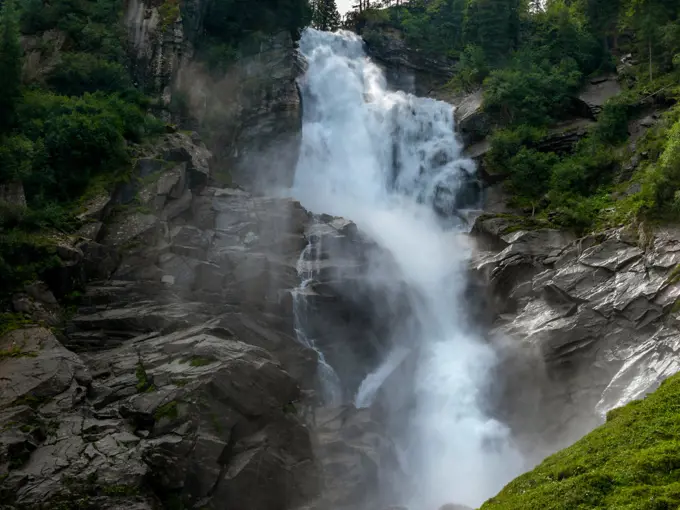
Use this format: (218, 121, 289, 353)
(507, 148, 559, 211)
(642, 115, 680, 216)
(483, 55, 582, 126)
(485, 125, 546, 175)
(450, 44, 488, 91)
(482, 373, 680, 509)
(0, 0, 22, 133)
(0, 344, 39, 360)
(0, 135, 36, 182)
(188, 356, 214, 367)
(154, 401, 179, 421)
(203, 0, 311, 47)
(0, 313, 34, 338)
(135, 362, 156, 393)
(311, 0, 341, 32)
(463, 0, 521, 64)
(158, 0, 181, 30)
(47, 53, 132, 97)
(15, 91, 162, 205)
(592, 95, 635, 144)
(199, 39, 240, 73)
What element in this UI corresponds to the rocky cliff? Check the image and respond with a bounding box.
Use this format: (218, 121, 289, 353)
(0, 129, 399, 509)
(124, 0, 303, 194)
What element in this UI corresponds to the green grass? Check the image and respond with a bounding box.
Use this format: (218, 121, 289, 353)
(482, 373, 680, 510)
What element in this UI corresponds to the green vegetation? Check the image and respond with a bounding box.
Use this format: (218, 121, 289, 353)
(154, 401, 179, 421)
(44, 474, 141, 510)
(482, 373, 680, 509)
(0, 344, 38, 361)
(188, 356, 214, 367)
(311, 0, 341, 31)
(135, 362, 156, 393)
(197, 0, 311, 71)
(0, 312, 34, 337)
(0, 0, 163, 299)
(350, 0, 680, 233)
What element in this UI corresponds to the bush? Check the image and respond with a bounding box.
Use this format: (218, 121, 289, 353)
(550, 140, 617, 197)
(450, 44, 488, 92)
(16, 91, 161, 204)
(485, 125, 546, 175)
(483, 54, 582, 126)
(0, 135, 35, 182)
(47, 53, 131, 96)
(507, 148, 559, 213)
(593, 94, 637, 145)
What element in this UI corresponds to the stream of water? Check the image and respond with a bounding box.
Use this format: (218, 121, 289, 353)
(292, 28, 523, 509)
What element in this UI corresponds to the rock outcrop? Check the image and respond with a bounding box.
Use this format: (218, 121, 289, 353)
(472, 218, 680, 459)
(0, 131, 396, 510)
(362, 27, 456, 96)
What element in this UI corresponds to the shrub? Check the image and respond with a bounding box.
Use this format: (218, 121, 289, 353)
(17, 91, 161, 203)
(0, 135, 35, 181)
(485, 125, 546, 175)
(47, 52, 131, 96)
(483, 55, 582, 126)
(507, 148, 559, 214)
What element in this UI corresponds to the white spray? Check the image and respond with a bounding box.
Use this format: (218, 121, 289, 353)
(293, 29, 523, 509)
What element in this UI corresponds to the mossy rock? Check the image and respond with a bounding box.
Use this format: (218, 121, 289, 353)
(481, 373, 680, 509)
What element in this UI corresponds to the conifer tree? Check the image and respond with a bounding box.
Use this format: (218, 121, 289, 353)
(312, 0, 342, 32)
(463, 0, 520, 64)
(0, 0, 22, 133)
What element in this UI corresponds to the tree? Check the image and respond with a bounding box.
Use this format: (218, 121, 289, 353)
(0, 0, 22, 133)
(507, 147, 558, 216)
(463, 0, 521, 64)
(622, 0, 672, 81)
(312, 0, 342, 31)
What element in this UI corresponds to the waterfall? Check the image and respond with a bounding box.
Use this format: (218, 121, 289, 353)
(292, 28, 523, 509)
(294, 236, 343, 407)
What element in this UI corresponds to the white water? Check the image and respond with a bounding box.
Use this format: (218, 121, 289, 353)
(294, 240, 343, 407)
(355, 346, 409, 409)
(292, 29, 523, 509)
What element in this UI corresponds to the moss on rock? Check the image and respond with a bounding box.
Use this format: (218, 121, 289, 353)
(482, 373, 680, 510)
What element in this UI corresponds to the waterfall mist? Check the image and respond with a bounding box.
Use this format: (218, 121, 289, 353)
(292, 29, 524, 509)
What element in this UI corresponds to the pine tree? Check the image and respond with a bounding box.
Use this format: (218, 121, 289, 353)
(0, 0, 22, 133)
(463, 0, 520, 64)
(312, 0, 342, 32)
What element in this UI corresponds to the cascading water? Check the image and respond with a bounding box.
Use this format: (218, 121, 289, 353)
(292, 28, 524, 509)
(294, 233, 343, 407)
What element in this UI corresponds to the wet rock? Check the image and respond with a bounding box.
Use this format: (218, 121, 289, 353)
(577, 75, 622, 117)
(311, 406, 399, 510)
(363, 27, 455, 97)
(454, 90, 490, 145)
(1, 318, 320, 509)
(536, 119, 596, 154)
(482, 226, 680, 460)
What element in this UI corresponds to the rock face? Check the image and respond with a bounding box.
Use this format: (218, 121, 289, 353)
(363, 27, 455, 96)
(124, 0, 303, 193)
(125, 0, 198, 101)
(0, 131, 396, 510)
(577, 75, 622, 117)
(473, 219, 680, 459)
(224, 33, 304, 192)
(0, 322, 318, 510)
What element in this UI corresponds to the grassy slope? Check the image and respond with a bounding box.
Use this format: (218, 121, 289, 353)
(481, 374, 680, 510)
